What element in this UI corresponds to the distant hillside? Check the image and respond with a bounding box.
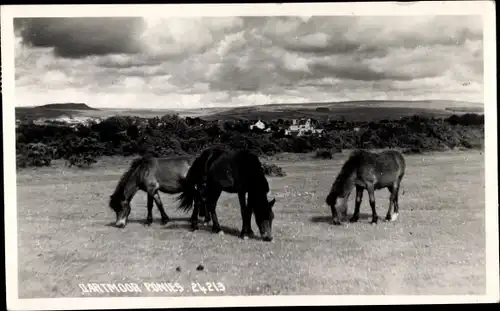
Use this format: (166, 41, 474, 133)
(203, 100, 482, 122)
(204, 106, 453, 122)
(15, 99, 483, 123)
(445, 107, 484, 113)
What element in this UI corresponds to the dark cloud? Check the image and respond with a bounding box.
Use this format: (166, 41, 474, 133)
(15, 17, 146, 58)
(284, 38, 361, 55)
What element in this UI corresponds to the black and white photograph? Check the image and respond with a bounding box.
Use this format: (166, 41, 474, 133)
(2, 2, 499, 310)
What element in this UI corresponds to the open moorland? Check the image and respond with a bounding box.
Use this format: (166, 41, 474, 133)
(13, 99, 486, 298)
(16, 149, 485, 297)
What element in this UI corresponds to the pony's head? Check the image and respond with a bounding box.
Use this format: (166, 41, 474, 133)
(108, 193, 131, 228)
(325, 189, 348, 219)
(249, 192, 276, 242)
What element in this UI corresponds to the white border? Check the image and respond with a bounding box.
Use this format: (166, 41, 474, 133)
(2, 2, 498, 310)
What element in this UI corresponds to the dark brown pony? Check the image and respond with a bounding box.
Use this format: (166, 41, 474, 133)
(108, 155, 208, 228)
(325, 149, 406, 225)
(176, 147, 276, 242)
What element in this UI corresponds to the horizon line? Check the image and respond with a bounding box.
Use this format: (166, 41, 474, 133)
(15, 98, 485, 111)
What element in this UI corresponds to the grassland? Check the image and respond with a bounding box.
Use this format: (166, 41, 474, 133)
(16, 149, 485, 298)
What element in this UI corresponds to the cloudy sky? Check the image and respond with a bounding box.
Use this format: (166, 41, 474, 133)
(13, 15, 483, 109)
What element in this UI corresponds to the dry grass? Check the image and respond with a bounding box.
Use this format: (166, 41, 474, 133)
(16, 150, 485, 298)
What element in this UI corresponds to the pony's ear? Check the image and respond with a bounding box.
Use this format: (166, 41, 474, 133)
(268, 198, 276, 209)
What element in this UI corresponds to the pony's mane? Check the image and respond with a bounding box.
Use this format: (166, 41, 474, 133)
(110, 156, 148, 201)
(242, 150, 269, 194)
(330, 150, 365, 195)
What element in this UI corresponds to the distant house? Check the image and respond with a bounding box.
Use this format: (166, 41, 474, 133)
(285, 118, 324, 137)
(249, 120, 267, 131)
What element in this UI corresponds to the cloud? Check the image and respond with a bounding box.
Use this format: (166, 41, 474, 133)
(13, 15, 484, 108)
(15, 17, 146, 58)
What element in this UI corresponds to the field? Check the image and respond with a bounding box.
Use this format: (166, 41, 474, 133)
(15, 149, 486, 298)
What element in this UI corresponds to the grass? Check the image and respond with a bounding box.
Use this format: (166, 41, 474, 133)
(16, 149, 485, 298)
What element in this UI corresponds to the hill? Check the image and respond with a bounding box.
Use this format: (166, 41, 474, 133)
(16, 103, 100, 121)
(15, 99, 483, 123)
(203, 100, 484, 122)
(38, 103, 99, 110)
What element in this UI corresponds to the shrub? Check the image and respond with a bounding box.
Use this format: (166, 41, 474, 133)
(315, 148, 333, 159)
(17, 142, 53, 168)
(63, 136, 104, 168)
(262, 163, 287, 177)
(402, 147, 424, 154)
(66, 154, 98, 168)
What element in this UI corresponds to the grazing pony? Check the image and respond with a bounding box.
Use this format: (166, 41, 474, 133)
(176, 147, 276, 242)
(325, 149, 406, 225)
(108, 155, 208, 228)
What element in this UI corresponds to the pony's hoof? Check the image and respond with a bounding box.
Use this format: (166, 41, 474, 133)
(349, 217, 359, 223)
(239, 231, 254, 240)
(218, 230, 225, 236)
(390, 213, 399, 222)
(144, 221, 152, 227)
(161, 219, 170, 226)
(332, 219, 342, 226)
(371, 220, 378, 225)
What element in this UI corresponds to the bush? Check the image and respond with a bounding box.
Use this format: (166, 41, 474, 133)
(16, 142, 53, 168)
(262, 163, 287, 177)
(66, 154, 98, 168)
(63, 136, 104, 168)
(15, 113, 484, 168)
(315, 148, 333, 159)
(402, 147, 424, 154)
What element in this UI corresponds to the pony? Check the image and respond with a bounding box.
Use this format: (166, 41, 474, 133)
(325, 149, 406, 225)
(175, 147, 276, 242)
(108, 155, 208, 228)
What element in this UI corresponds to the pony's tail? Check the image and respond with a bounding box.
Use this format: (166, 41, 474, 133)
(176, 178, 199, 213)
(175, 154, 205, 213)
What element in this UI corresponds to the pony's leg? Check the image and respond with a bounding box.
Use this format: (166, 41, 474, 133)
(203, 204, 212, 224)
(390, 184, 401, 222)
(145, 194, 154, 226)
(190, 198, 200, 231)
(385, 185, 397, 221)
(330, 203, 341, 225)
(367, 186, 378, 224)
(350, 186, 364, 223)
(238, 192, 254, 239)
(206, 187, 223, 234)
(152, 192, 170, 225)
(198, 184, 211, 224)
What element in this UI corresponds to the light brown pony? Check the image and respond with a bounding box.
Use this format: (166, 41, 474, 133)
(326, 149, 406, 225)
(108, 155, 208, 228)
